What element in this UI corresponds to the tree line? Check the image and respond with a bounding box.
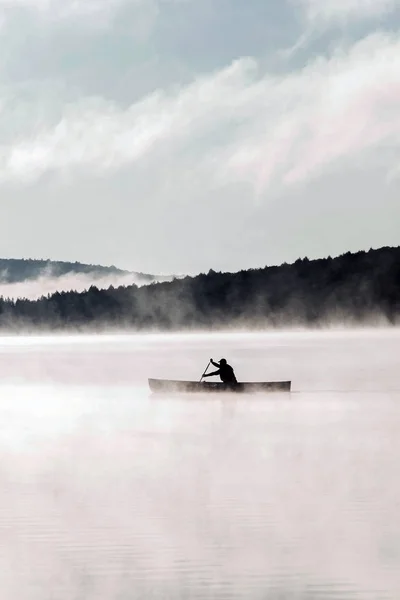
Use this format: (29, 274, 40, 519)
(0, 246, 399, 332)
(0, 258, 127, 283)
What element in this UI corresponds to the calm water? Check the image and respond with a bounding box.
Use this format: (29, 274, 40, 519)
(0, 329, 399, 599)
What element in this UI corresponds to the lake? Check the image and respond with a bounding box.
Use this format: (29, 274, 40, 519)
(0, 329, 399, 599)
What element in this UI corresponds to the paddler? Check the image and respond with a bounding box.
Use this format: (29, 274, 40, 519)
(203, 358, 237, 384)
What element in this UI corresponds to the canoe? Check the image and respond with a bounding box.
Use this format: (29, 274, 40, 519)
(148, 378, 291, 394)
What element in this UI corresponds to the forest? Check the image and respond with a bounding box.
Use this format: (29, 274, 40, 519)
(0, 258, 129, 283)
(0, 246, 399, 331)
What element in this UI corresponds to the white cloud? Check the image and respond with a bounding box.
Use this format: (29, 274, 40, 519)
(0, 59, 258, 181)
(0, 32, 399, 196)
(295, 0, 399, 24)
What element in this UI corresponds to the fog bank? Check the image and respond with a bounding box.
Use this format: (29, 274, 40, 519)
(0, 271, 174, 301)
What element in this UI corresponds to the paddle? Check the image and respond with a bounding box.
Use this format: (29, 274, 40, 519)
(199, 360, 211, 382)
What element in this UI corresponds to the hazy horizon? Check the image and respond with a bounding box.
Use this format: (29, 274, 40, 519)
(1, 242, 398, 302)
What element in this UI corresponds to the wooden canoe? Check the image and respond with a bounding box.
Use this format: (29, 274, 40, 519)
(148, 378, 291, 394)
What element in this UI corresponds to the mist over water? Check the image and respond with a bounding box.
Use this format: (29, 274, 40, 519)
(0, 329, 399, 599)
(0, 270, 173, 301)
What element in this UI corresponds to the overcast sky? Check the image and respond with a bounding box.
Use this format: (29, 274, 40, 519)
(0, 0, 399, 275)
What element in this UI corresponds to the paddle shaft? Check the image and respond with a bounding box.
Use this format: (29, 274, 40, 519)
(199, 361, 211, 382)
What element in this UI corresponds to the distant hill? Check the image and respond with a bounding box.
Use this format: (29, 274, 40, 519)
(0, 258, 157, 284)
(0, 246, 399, 331)
(0, 258, 173, 300)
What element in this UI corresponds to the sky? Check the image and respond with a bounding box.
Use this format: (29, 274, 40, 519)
(0, 0, 399, 276)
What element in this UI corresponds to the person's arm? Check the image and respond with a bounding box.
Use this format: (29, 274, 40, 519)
(210, 359, 220, 368)
(203, 370, 220, 378)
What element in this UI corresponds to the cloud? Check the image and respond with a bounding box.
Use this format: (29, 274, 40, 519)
(0, 0, 136, 18)
(0, 0, 123, 29)
(294, 0, 399, 24)
(0, 0, 187, 26)
(0, 31, 399, 197)
(0, 0, 163, 44)
(0, 59, 257, 181)
(0, 0, 398, 274)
